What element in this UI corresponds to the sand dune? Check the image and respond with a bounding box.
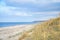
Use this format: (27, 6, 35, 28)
(18, 17, 60, 40)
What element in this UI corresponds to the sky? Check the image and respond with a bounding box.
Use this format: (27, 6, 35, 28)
(0, 0, 60, 22)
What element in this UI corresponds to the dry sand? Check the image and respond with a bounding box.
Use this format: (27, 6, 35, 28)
(0, 25, 34, 40)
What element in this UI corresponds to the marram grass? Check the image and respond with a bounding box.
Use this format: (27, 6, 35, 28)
(19, 17, 60, 40)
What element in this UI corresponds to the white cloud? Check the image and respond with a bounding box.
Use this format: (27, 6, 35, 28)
(8, 0, 35, 3)
(32, 11, 60, 21)
(52, 0, 60, 2)
(5, 0, 60, 5)
(0, 1, 32, 17)
(34, 16, 57, 21)
(33, 11, 60, 15)
(0, 6, 32, 16)
(9, 12, 32, 16)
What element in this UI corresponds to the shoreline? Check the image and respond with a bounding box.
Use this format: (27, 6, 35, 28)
(0, 24, 34, 32)
(0, 24, 34, 40)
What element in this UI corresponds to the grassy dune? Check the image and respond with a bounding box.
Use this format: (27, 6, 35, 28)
(19, 17, 60, 40)
(32, 17, 60, 40)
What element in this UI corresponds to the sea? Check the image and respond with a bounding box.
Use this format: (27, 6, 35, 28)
(0, 22, 36, 27)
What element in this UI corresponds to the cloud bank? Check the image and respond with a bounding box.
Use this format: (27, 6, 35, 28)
(0, 0, 60, 22)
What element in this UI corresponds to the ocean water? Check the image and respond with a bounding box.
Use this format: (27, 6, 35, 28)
(0, 22, 35, 27)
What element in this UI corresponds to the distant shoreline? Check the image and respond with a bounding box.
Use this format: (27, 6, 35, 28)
(0, 22, 36, 27)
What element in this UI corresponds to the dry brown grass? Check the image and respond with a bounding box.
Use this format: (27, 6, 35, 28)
(19, 17, 60, 40)
(32, 17, 60, 40)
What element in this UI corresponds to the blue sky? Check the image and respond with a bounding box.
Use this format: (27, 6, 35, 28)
(0, 0, 60, 22)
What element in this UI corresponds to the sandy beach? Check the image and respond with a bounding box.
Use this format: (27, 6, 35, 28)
(0, 24, 34, 40)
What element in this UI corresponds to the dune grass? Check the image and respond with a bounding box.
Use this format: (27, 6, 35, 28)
(32, 17, 60, 40)
(19, 17, 60, 40)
